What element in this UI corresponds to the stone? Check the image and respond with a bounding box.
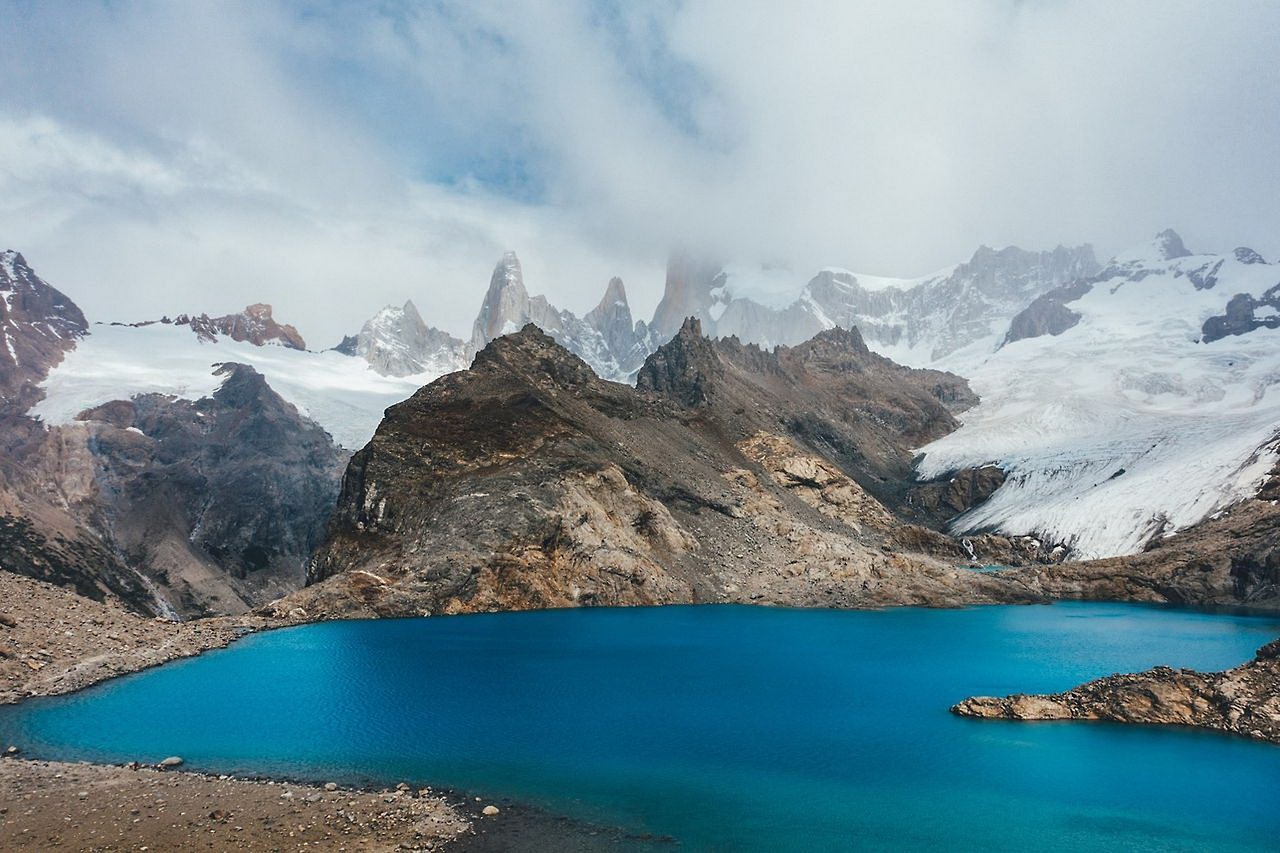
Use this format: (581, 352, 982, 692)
(324, 782, 339, 791)
(482, 805, 500, 816)
(158, 756, 183, 768)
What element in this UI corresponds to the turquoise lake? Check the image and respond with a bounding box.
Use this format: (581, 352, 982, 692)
(2, 603, 1279, 851)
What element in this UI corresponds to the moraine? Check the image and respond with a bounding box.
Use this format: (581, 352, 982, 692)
(1, 603, 1278, 852)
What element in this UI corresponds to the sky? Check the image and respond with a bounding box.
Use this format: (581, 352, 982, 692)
(1, 1, 1278, 345)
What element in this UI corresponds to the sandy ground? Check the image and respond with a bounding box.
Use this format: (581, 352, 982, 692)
(0, 756, 470, 851)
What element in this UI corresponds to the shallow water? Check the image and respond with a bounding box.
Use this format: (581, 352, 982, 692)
(2, 603, 1279, 851)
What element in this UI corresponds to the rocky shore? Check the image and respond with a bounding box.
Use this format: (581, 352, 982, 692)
(0, 757, 469, 851)
(0, 572, 274, 705)
(951, 637, 1280, 744)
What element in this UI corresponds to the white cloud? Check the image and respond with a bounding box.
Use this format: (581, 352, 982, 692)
(0, 0, 1276, 343)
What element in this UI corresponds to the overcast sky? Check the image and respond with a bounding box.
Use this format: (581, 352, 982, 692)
(1, 1, 1278, 345)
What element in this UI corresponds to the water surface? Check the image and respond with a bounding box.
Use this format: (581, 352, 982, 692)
(2, 603, 1278, 851)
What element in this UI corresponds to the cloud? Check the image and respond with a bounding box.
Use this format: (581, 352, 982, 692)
(0, 1, 1277, 343)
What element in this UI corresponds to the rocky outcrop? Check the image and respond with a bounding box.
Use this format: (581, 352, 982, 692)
(908, 465, 1007, 525)
(174, 303, 306, 350)
(0, 250, 87, 411)
(635, 318, 723, 406)
(76, 363, 348, 617)
(1201, 285, 1280, 343)
(952, 638, 1280, 744)
(293, 323, 1043, 620)
(1001, 278, 1093, 345)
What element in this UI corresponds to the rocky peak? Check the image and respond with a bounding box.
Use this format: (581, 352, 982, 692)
(175, 303, 306, 350)
(636, 317, 724, 407)
(330, 334, 358, 356)
(788, 326, 872, 367)
(650, 253, 722, 340)
(470, 251, 532, 352)
(584, 276, 640, 359)
(587, 277, 631, 322)
(1154, 228, 1192, 260)
(470, 322, 599, 390)
(0, 249, 89, 408)
(348, 299, 467, 378)
(1234, 247, 1266, 265)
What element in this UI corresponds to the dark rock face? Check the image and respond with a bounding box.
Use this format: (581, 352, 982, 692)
(296, 322, 1039, 620)
(908, 465, 1007, 524)
(0, 512, 150, 610)
(1235, 247, 1266, 265)
(1153, 228, 1192, 260)
(0, 251, 88, 411)
(635, 318, 723, 406)
(952, 638, 1280, 744)
(77, 363, 347, 617)
(1002, 279, 1093, 345)
(1201, 285, 1280, 342)
(330, 335, 359, 356)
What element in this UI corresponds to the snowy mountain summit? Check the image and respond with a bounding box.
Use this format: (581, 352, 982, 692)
(919, 230, 1280, 558)
(353, 300, 467, 378)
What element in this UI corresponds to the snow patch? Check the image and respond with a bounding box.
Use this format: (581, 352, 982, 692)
(34, 323, 431, 449)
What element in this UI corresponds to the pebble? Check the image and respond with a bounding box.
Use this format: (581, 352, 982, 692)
(159, 756, 183, 769)
(324, 782, 339, 792)
(481, 805, 500, 816)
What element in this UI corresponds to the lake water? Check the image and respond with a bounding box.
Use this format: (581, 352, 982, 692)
(2, 603, 1279, 851)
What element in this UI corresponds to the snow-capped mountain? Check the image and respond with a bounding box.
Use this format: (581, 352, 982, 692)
(350, 300, 467, 378)
(650, 245, 1099, 365)
(467, 251, 656, 381)
(0, 250, 87, 407)
(34, 321, 424, 450)
(917, 230, 1280, 558)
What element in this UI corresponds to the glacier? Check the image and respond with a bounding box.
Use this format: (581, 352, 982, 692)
(918, 234, 1280, 559)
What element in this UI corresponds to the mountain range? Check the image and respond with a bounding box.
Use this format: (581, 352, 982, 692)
(1, 231, 1278, 621)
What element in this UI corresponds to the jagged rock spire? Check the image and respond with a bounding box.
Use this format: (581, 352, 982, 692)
(470, 251, 532, 353)
(635, 317, 723, 407)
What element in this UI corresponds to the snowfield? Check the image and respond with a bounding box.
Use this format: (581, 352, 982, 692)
(34, 323, 440, 449)
(918, 240, 1280, 559)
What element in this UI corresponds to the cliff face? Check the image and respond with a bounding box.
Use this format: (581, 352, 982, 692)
(76, 364, 348, 617)
(295, 321, 1039, 619)
(952, 638, 1280, 745)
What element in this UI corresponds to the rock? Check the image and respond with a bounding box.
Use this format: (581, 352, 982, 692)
(3, 746, 18, 756)
(951, 636, 1280, 744)
(159, 756, 183, 768)
(324, 782, 339, 791)
(482, 805, 500, 816)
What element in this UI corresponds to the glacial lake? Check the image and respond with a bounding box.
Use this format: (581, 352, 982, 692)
(3, 603, 1279, 851)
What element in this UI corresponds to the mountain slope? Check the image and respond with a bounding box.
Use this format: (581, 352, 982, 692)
(292, 322, 1041, 619)
(917, 231, 1280, 558)
(0, 250, 88, 411)
(76, 363, 347, 616)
